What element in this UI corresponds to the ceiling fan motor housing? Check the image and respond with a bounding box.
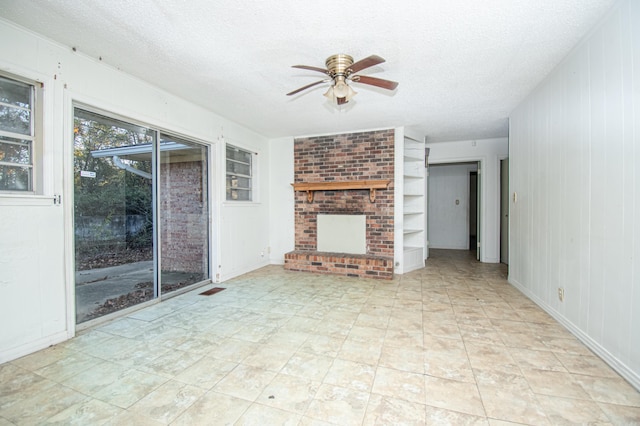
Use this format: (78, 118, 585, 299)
(325, 54, 354, 77)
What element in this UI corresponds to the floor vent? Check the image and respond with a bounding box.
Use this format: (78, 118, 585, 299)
(199, 287, 226, 296)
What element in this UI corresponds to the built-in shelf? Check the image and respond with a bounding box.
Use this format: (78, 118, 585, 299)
(398, 135, 426, 274)
(291, 179, 392, 202)
(403, 229, 422, 235)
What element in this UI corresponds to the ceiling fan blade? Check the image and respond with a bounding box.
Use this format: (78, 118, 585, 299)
(351, 75, 399, 90)
(348, 55, 385, 74)
(286, 80, 326, 96)
(292, 65, 329, 74)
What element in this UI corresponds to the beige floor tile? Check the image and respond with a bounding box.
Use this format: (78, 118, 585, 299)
(554, 351, 620, 378)
(379, 345, 425, 374)
(61, 360, 129, 396)
(305, 384, 369, 425)
(128, 379, 205, 423)
(347, 325, 387, 345)
(44, 398, 122, 425)
(371, 367, 426, 404)
(324, 358, 376, 392)
(281, 352, 334, 381)
(212, 364, 276, 402)
(575, 375, 640, 406)
(11, 344, 78, 371)
(93, 369, 168, 409)
(242, 343, 297, 372)
(597, 401, 640, 424)
(173, 356, 237, 389)
(536, 394, 610, 425)
(424, 375, 485, 417)
(363, 393, 426, 425)
(384, 329, 424, 348)
(424, 405, 490, 425)
(0, 364, 50, 403)
(354, 312, 391, 329)
(206, 337, 260, 362)
(338, 340, 382, 366)
(521, 368, 591, 399)
(300, 335, 345, 358)
(5, 252, 639, 426)
(1, 382, 88, 425)
(508, 347, 567, 372)
(423, 321, 462, 340)
(138, 349, 203, 378)
(236, 403, 301, 425)
(33, 352, 103, 382)
(477, 381, 549, 425)
(103, 411, 165, 425)
(464, 341, 520, 376)
(256, 373, 320, 414)
(171, 390, 250, 425)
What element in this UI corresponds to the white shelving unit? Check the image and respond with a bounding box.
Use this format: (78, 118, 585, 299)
(399, 135, 426, 273)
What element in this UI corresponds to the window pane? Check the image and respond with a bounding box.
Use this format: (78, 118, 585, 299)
(0, 76, 31, 107)
(226, 144, 253, 201)
(226, 159, 251, 176)
(0, 137, 32, 165)
(0, 105, 31, 136)
(0, 76, 32, 136)
(226, 146, 251, 163)
(0, 164, 31, 191)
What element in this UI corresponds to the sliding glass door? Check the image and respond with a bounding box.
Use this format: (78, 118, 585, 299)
(73, 108, 209, 323)
(158, 133, 209, 295)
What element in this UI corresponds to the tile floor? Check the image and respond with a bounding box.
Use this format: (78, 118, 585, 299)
(1, 249, 640, 425)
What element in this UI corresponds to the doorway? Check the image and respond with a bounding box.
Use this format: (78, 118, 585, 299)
(427, 162, 479, 257)
(500, 158, 509, 264)
(73, 108, 210, 324)
(469, 171, 478, 257)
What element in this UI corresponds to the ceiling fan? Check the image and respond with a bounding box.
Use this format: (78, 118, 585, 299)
(286, 54, 399, 105)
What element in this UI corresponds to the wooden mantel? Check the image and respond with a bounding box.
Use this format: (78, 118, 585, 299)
(291, 179, 391, 202)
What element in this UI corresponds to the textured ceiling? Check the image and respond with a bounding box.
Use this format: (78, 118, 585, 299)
(1, 0, 614, 141)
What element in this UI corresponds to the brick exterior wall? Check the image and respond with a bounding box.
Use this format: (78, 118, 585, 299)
(160, 160, 208, 274)
(285, 129, 395, 279)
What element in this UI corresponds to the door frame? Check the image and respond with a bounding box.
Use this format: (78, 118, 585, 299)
(427, 155, 489, 262)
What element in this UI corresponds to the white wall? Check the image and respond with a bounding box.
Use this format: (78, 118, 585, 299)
(268, 137, 295, 264)
(0, 19, 270, 362)
(428, 163, 478, 250)
(509, 0, 640, 389)
(426, 138, 508, 262)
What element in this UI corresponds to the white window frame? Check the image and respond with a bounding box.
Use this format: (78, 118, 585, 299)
(0, 70, 43, 195)
(225, 143, 256, 202)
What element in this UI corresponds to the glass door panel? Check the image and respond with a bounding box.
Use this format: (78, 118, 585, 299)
(159, 133, 209, 294)
(73, 109, 156, 323)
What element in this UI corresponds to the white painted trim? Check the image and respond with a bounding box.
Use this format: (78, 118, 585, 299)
(509, 278, 640, 392)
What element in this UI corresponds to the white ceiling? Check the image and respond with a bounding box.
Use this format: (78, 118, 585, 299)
(1, 0, 614, 142)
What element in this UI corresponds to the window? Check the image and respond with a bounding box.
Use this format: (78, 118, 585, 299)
(226, 144, 253, 201)
(0, 73, 39, 192)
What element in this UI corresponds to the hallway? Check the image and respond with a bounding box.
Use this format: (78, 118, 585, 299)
(1, 250, 639, 424)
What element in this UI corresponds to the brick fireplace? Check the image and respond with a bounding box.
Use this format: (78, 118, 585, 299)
(284, 129, 395, 279)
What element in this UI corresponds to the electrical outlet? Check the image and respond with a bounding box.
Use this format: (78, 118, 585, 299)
(558, 288, 564, 302)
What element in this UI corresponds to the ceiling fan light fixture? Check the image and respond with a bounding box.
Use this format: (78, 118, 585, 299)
(288, 54, 396, 104)
(333, 76, 350, 98)
(324, 76, 357, 105)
